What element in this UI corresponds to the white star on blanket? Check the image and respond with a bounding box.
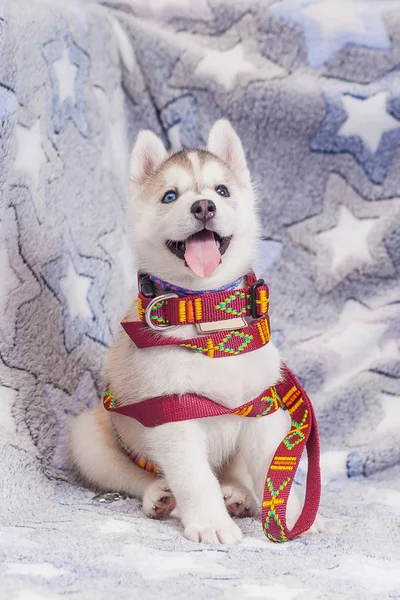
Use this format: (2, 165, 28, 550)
(171, 14, 286, 93)
(325, 301, 389, 377)
(310, 70, 400, 184)
(195, 43, 285, 91)
(41, 230, 111, 351)
(53, 46, 77, 104)
(299, 298, 400, 382)
(338, 92, 400, 154)
(11, 99, 64, 222)
(98, 227, 135, 291)
(42, 32, 89, 135)
(269, 0, 390, 68)
(287, 174, 399, 290)
(317, 205, 377, 274)
(59, 261, 92, 321)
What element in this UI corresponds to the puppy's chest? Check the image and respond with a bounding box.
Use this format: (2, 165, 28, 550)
(126, 341, 281, 409)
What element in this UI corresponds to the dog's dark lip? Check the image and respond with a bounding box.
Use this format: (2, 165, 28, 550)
(166, 231, 232, 261)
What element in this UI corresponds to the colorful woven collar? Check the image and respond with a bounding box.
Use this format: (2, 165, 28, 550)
(137, 271, 268, 327)
(123, 271, 271, 358)
(104, 365, 321, 543)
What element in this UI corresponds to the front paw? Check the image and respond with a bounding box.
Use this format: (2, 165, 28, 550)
(142, 478, 176, 519)
(184, 516, 242, 544)
(221, 482, 258, 518)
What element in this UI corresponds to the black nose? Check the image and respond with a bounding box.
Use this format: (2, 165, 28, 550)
(190, 199, 216, 222)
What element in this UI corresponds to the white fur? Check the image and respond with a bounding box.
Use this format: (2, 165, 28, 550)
(207, 119, 249, 175)
(129, 129, 167, 185)
(70, 120, 312, 544)
(126, 122, 259, 290)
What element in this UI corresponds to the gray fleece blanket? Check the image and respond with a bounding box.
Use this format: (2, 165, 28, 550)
(1, 0, 400, 598)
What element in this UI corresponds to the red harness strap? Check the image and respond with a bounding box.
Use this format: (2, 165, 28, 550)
(103, 365, 321, 543)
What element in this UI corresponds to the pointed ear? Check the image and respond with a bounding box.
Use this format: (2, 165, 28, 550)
(130, 130, 168, 185)
(207, 119, 248, 172)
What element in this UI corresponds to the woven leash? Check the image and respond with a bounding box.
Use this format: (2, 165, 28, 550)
(262, 367, 320, 542)
(103, 365, 321, 542)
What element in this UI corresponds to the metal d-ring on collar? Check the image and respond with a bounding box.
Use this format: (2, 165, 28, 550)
(144, 293, 180, 331)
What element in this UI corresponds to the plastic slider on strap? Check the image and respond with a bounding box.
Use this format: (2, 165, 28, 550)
(138, 273, 155, 298)
(250, 278, 266, 319)
(278, 396, 288, 411)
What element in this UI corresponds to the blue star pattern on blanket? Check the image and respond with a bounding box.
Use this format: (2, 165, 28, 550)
(42, 31, 90, 136)
(41, 231, 111, 352)
(310, 70, 400, 184)
(269, 0, 390, 69)
(287, 174, 398, 289)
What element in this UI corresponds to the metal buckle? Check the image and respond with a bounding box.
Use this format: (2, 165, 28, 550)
(250, 278, 265, 319)
(145, 293, 180, 331)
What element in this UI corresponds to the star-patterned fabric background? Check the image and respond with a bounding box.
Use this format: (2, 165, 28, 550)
(1, 0, 400, 599)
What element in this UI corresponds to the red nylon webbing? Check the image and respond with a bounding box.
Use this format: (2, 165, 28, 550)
(121, 316, 271, 358)
(103, 365, 321, 542)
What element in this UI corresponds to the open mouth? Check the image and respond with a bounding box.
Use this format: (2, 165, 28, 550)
(166, 230, 232, 278)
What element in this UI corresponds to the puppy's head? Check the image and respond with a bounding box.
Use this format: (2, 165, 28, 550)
(128, 120, 260, 289)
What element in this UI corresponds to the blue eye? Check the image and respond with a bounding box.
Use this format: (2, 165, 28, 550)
(216, 185, 230, 197)
(162, 190, 177, 204)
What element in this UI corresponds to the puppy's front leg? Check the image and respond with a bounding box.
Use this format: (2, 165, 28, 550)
(149, 420, 242, 544)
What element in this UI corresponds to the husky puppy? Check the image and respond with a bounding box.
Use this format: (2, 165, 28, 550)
(71, 120, 306, 544)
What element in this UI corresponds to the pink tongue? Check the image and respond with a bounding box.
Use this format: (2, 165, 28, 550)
(184, 230, 221, 278)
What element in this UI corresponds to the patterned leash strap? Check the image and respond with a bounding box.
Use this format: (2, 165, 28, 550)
(103, 365, 321, 542)
(262, 367, 321, 542)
